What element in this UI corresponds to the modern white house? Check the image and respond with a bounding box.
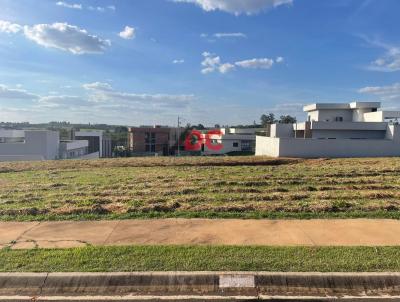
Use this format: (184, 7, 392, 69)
(256, 102, 400, 158)
(0, 130, 96, 162)
(199, 128, 256, 155)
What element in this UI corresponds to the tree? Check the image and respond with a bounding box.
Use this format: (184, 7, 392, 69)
(114, 126, 128, 133)
(260, 113, 276, 127)
(279, 115, 297, 124)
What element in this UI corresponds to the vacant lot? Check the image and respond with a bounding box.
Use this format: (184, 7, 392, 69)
(1, 156, 400, 220)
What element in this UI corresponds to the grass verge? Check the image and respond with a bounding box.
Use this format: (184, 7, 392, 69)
(2, 210, 400, 221)
(1, 245, 400, 272)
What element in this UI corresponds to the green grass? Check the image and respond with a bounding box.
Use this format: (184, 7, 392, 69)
(1, 156, 400, 221)
(1, 245, 400, 272)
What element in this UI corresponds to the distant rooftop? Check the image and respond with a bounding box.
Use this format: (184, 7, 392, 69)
(303, 101, 381, 112)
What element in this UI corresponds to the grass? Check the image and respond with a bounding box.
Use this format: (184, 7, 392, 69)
(1, 245, 400, 272)
(1, 156, 400, 220)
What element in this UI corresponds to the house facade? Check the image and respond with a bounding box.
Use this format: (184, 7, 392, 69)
(256, 102, 400, 158)
(185, 128, 257, 155)
(128, 126, 179, 156)
(0, 130, 95, 162)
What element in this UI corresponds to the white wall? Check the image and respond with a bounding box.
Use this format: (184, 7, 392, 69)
(307, 110, 319, 122)
(0, 130, 59, 161)
(311, 130, 386, 139)
(277, 137, 400, 158)
(256, 125, 400, 158)
(270, 124, 294, 138)
(255, 136, 280, 157)
(316, 109, 354, 122)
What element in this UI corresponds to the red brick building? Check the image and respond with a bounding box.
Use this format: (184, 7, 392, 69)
(128, 126, 178, 156)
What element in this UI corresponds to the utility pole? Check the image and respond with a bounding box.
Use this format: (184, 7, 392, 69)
(177, 116, 180, 156)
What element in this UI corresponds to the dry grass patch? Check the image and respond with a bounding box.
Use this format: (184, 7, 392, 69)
(0, 156, 400, 220)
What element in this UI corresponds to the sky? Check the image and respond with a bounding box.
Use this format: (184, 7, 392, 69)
(0, 0, 400, 126)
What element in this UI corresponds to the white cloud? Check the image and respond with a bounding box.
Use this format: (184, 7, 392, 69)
(56, 2, 115, 12)
(83, 82, 113, 91)
(23, 22, 111, 54)
(361, 37, 400, 72)
(88, 5, 116, 12)
(174, 0, 293, 15)
(38, 95, 89, 107)
(173, 59, 185, 64)
(201, 52, 221, 74)
(201, 52, 282, 74)
(119, 26, 135, 40)
(83, 82, 194, 108)
(235, 58, 274, 69)
(56, 1, 82, 9)
(219, 63, 235, 73)
(0, 84, 39, 100)
(0, 20, 22, 34)
(214, 32, 246, 38)
(359, 83, 400, 101)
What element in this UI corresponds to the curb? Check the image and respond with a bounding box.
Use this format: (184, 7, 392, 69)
(0, 272, 400, 300)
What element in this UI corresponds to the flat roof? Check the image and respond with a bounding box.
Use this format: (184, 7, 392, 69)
(304, 102, 381, 112)
(349, 102, 381, 109)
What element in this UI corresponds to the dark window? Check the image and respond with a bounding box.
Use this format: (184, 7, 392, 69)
(233, 142, 239, 147)
(335, 117, 343, 122)
(241, 140, 253, 151)
(372, 108, 378, 112)
(145, 132, 156, 153)
(145, 132, 150, 144)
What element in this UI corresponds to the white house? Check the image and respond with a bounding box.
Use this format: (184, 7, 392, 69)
(200, 128, 256, 155)
(0, 130, 95, 162)
(256, 102, 400, 158)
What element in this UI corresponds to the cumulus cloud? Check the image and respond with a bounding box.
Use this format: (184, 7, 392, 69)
(0, 84, 39, 100)
(0, 20, 22, 34)
(173, 59, 185, 64)
(2, 20, 111, 55)
(219, 63, 236, 73)
(201, 52, 283, 74)
(214, 32, 247, 38)
(119, 26, 135, 40)
(56, 1, 82, 9)
(23, 22, 111, 54)
(174, 0, 293, 15)
(201, 52, 221, 74)
(358, 83, 400, 101)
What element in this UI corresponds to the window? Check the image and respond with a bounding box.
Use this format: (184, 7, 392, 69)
(233, 142, 239, 147)
(145, 132, 156, 153)
(335, 116, 343, 122)
(371, 108, 377, 112)
(241, 140, 253, 151)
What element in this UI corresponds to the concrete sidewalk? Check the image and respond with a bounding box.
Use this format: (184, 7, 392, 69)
(2, 219, 400, 249)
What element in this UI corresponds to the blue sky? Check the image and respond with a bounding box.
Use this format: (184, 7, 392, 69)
(0, 0, 400, 126)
